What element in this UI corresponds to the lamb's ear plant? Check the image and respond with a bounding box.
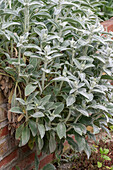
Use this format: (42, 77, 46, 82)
(0, 0, 113, 169)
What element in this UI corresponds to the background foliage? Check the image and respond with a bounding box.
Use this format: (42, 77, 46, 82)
(0, 0, 113, 164)
(91, 0, 113, 20)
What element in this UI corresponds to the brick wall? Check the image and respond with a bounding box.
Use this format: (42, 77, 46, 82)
(101, 17, 113, 32)
(0, 91, 55, 170)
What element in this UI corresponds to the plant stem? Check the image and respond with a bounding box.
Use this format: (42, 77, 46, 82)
(42, 61, 47, 90)
(66, 113, 82, 132)
(24, 0, 29, 33)
(11, 40, 13, 57)
(18, 47, 21, 76)
(43, 81, 53, 91)
(6, 42, 9, 53)
(83, 33, 92, 56)
(8, 0, 13, 57)
(71, 48, 75, 66)
(64, 109, 71, 123)
(74, 113, 82, 124)
(26, 110, 29, 122)
(59, 81, 63, 91)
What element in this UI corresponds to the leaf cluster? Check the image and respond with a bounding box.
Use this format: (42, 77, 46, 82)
(0, 0, 113, 161)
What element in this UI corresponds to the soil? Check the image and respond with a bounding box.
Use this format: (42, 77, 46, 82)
(54, 133, 113, 170)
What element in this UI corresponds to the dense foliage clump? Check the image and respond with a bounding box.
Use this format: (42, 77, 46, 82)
(0, 0, 113, 163)
(91, 0, 113, 20)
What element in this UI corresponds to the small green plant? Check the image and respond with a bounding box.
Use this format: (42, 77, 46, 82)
(97, 147, 112, 169)
(53, 154, 62, 167)
(109, 125, 113, 132)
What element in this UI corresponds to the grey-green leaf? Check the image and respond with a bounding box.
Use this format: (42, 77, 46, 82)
(43, 164, 56, 170)
(10, 107, 23, 114)
(15, 124, 24, 140)
(66, 95, 75, 107)
(54, 103, 64, 114)
(49, 133, 56, 153)
(56, 123, 66, 139)
(40, 95, 51, 106)
(84, 143, 91, 159)
(22, 126, 30, 146)
(25, 84, 37, 96)
(16, 98, 26, 105)
(29, 120, 37, 137)
(38, 124, 45, 139)
(31, 112, 44, 118)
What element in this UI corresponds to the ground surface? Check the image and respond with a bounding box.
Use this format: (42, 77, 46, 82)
(54, 132, 113, 170)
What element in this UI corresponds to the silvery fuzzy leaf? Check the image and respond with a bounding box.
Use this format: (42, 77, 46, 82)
(76, 108, 89, 117)
(47, 35, 60, 41)
(29, 120, 37, 137)
(89, 104, 108, 112)
(49, 132, 56, 153)
(79, 56, 94, 62)
(29, 1, 43, 7)
(73, 123, 86, 136)
(104, 69, 112, 76)
(33, 12, 51, 19)
(84, 143, 91, 159)
(92, 89, 105, 95)
(73, 59, 81, 69)
(10, 107, 23, 114)
(25, 84, 37, 96)
(78, 90, 89, 100)
(24, 44, 41, 51)
(54, 103, 64, 114)
(31, 112, 44, 118)
(56, 123, 66, 139)
(78, 72, 86, 81)
(52, 76, 69, 82)
(38, 124, 45, 139)
(78, 83, 85, 89)
(54, 7, 61, 15)
(47, 115, 60, 121)
(61, 2, 79, 8)
(26, 104, 34, 111)
(22, 126, 30, 146)
(38, 136, 44, 151)
(41, 68, 51, 73)
(70, 89, 76, 94)
(94, 56, 105, 63)
(66, 95, 75, 107)
(93, 125, 100, 135)
(40, 95, 51, 106)
(2, 22, 20, 29)
(74, 133, 86, 152)
(84, 64, 95, 70)
(67, 136, 79, 151)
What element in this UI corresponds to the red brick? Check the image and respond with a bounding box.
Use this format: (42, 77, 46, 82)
(0, 109, 7, 122)
(0, 126, 8, 137)
(0, 150, 18, 168)
(21, 145, 30, 153)
(15, 152, 35, 169)
(39, 153, 55, 169)
(101, 18, 113, 32)
(0, 139, 9, 157)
